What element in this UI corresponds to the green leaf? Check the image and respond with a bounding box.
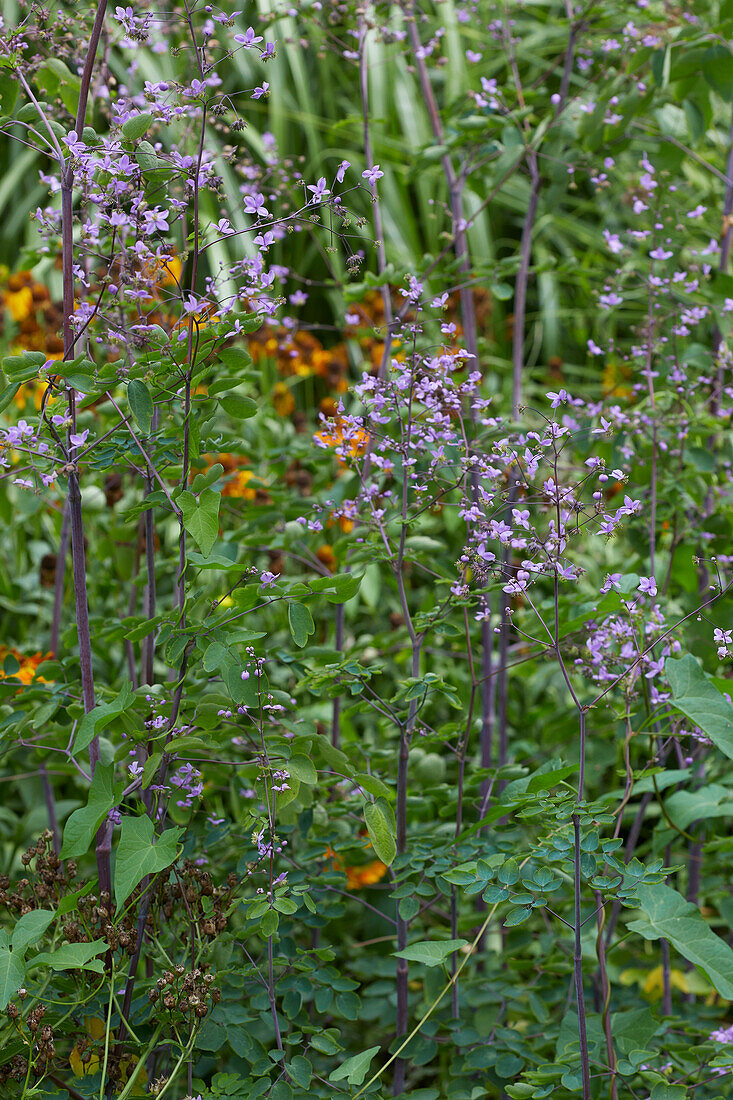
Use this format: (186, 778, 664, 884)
(122, 112, 153, 141)
(41, 57, 80, 87)
(0, 948, 24, 1010)
(399, 896, 420, 921)
(393, 939, 468, 967)
(180, 487, 221, 557)
(498, 859, 520, 885)
(527, 764, 577, 793)
(504, 907, 532, 927)
(0, 382, 20, 414)
(309, 572, 361, 603)
(61, 764, 115, 860)
(142, 752, 162, 790)
(611, 1006, 658, 1056)
(665, 785, 733, 830)
(11, 910, 54, 957)
(203, 640, 229, 672)
(260, 908, 279, 937)
(364, 799, 396, 865)
(191, 462, 224, 493)
(288, 755, 317, 785)
(220, 393, 257, 419)
(217, 346, 254, 371)
(128, 379, 154, 433)
(666, 655, 733, 759)
(0, 73, 18, 114)
(703, 44, 733, 100)
(29, 939, 107, 972)
(650, 1086, 687, 1100)
(114, 815, 182, 912)
(315, 735, 353, 776)
(355, 772, 392, 800)
(135, 139, 159, 173)
(329, 1046, 381, 1086)
(287, 1056, 312, 1089)
(288, 602, 315, 648)
(629, 884, 733, 999)
(73, 681, 135, 753)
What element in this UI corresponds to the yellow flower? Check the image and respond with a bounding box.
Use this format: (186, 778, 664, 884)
(70, 1018, 147, 1092)
(4, 286, 33, 322)
(643, 965, 689, 999)
(602, 360, 633, 400)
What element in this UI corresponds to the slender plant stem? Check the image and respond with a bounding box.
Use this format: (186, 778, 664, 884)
(573, 813, 592, 1100)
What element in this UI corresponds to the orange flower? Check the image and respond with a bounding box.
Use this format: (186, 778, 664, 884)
(346, 859, 388, 889)
(222, 469, 257, 500)
(325, 846, 388, 891)
(327, 512, 354, 534)
(0, 647, 54, 683)
(314, 417, 369, 459)
(316, 545, 337, 572)
(272, 382, 295, 417)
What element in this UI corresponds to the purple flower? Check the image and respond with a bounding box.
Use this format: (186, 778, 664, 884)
(649, 246, 673, 261)
(603, 229, 623, 254)
(362, 164, 384, 186)
(335, 159, 350, 183)
(252, 82, 269, 99)
(70, 429, 89, 447)
(143, 207, 169, 234)
(260, 571, 277, 588)
(638, 576, 657, 597)
(307, 176, 330, 204)
(183, 293, 207, 314)
(244, 192, 270, 218)
(234, 27, 263, 47)
(64, 130, 87, 155)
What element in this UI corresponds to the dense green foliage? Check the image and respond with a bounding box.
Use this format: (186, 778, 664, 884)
(2, 1, 733, 1099)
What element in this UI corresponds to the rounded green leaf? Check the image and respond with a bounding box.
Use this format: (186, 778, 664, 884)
(122, 112, 153, 141)
(288, 602, 315, 648)
(288, 754, 317, 785)
(128, 379, 154, 433)
(220, 392, 257, 419)
(393, 939, 467, 966)
(364, 800, 396, 866)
